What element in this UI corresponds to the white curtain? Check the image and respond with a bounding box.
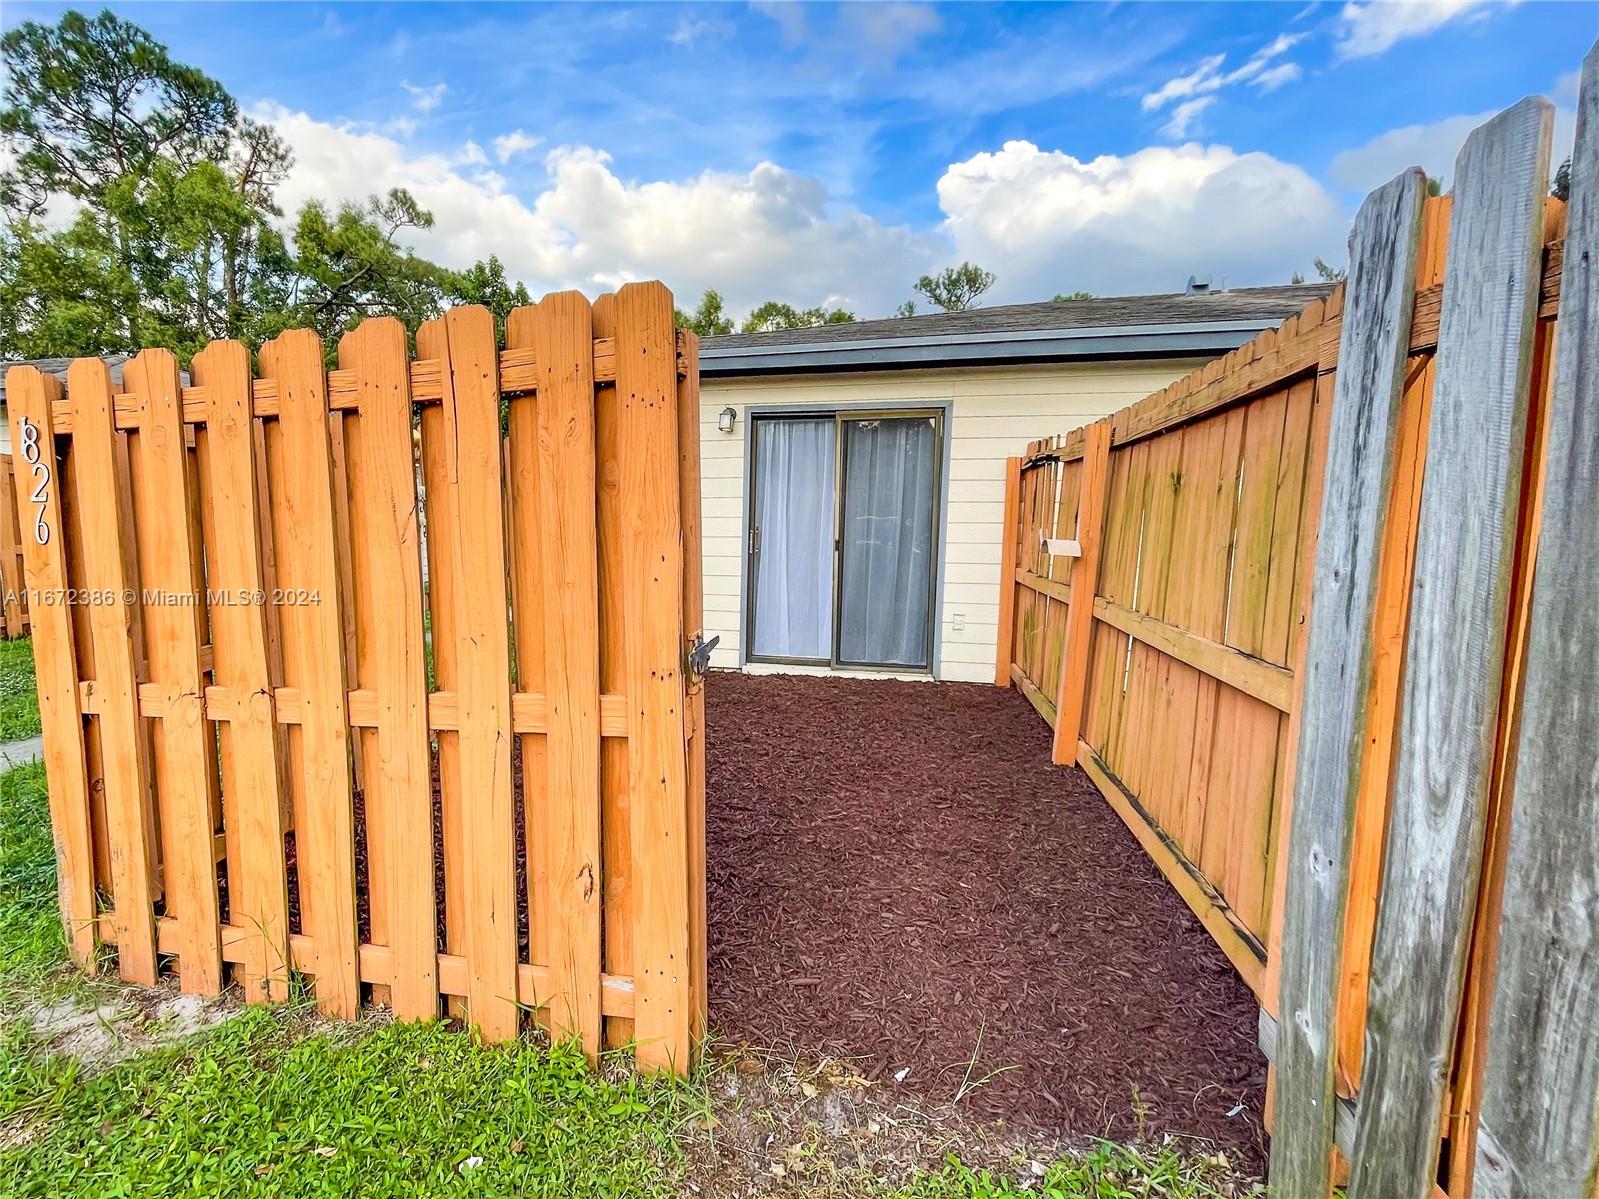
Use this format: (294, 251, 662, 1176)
(751, 417, 836, 659)
(838, 417, 937, 667)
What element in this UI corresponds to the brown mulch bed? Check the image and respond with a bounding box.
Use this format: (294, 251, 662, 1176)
(705, 671, 1267, 1170)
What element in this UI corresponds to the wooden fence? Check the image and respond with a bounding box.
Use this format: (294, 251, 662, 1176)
(0, 454, 32, 638)
(6, 283, 708, 1073)
(994, 70, 1586, 1195)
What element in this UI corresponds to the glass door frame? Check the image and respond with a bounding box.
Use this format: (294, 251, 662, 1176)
(744, 405, 945, 674)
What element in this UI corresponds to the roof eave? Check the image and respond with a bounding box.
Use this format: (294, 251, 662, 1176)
(699, 321, 1283, 379)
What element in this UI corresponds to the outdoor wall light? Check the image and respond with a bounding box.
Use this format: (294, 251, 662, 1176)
(718, 406, 737, 434)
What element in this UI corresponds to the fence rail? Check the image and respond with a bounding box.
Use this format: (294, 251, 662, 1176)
(995, 67, 1587, 1192)
(7, 283, 706, 1073)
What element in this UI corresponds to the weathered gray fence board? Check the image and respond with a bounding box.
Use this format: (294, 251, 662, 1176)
(1474, 41, 1599, 1198)
(1270, 167, 1427, 1199)
(1349, 97, 1553, 1199)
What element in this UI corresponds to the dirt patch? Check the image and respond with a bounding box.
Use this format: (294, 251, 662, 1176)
(23, 983, 244, 1074)
(705, 671, 1267, 1171)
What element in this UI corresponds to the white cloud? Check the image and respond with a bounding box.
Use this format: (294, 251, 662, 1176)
(401, 81, 448, 113)
(1142, 33, 1305, 135)
(668, 16, 728, 47)
(457, 140, 489, 167)
(839, 2, 942, 64)
(248, 102, 935, 317)
(1334, 0, 1512, 60)
(1143, 54, 1227, 111)
(492, 129, 543, 163)
(384, 115, 419, 139)
(1252, 62, 1302, 93)
(251, 102, 1353, 322)
(937, 139, 1348, 299)
(1162, 97, 1217, 139)
(1329, 101, 1575, 193)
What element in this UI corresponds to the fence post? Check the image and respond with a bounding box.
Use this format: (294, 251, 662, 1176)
(994, 455, 1022, 687)
(1050, 420, 1110, 766)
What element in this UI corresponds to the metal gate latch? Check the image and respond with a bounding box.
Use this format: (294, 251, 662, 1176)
(686, 633, 720, 681)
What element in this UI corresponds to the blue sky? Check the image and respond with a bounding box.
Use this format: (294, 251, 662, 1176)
(6, 1, 1590, 316)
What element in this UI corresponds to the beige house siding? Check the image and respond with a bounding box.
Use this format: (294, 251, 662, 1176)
(699, 358, 1206, 683)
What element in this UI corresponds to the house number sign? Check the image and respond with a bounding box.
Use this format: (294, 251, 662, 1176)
(18, 417, 51, 546)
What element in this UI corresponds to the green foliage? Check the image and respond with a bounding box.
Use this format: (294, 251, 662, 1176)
(740, 300, 854, 333)
(914, 262, 996, 312)
(0, 9, 235, 214)
(1312, 256, 1345, 283)
(1553, 157, 1571, 203)
(0, 10, 536, 363)
(675, 289, 735, 336)
(894, 300, 918, 318)
(0, 637, 40, 741)
(1052, 291, 1093, 301)
(288, 189, 458, 345)
(450, 254, 533, 339)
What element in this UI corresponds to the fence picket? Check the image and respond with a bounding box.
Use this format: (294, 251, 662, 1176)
(592, 293, 635, 1051)
(5, 368, 95, 966)
(1349, 98, 1553, 1199)
(66, 359, 159, 984)
(191, 340, 291, 1002)
(124, 349, 224, 994)
(338, 317, 437, 1021)
(418, 324, 467, 1020)
(614, 282, 692, 1071)
(424, 306, 519, 1042)
(503, 304, 550, 1010)
(524, 293, 604, 1057)
(1270, 167, 1428, 1197)
(1473, 44, 1599, 1195)
(261, 329, 360, 1018)
(0, 457, 25, 638)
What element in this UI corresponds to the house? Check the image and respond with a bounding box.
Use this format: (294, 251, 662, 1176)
(696, 283, 1332, 683)
(0, 356, 136, 454)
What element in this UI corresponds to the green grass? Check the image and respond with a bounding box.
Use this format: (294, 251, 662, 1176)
(0, 762, 65, 985)
(891, 1147, 1257, 1198)
(0, 636, 41, 741)
(0, 690, 1257, 1198)
(0, 1010, 705, 1198)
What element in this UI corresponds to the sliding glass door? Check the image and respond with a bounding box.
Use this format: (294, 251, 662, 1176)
(748, 416, 836, 661)
(747, 410, 941, 671)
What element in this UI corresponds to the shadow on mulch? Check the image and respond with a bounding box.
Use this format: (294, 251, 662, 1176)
(705, 671, 1267, 1171)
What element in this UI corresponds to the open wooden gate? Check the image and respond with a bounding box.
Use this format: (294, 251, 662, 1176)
(6, 283, 707, 1073)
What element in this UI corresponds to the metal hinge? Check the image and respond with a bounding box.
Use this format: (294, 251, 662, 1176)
(686, 632, 720, 681)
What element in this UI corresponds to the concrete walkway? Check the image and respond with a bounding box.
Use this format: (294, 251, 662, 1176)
(0, 734, 43, 769)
